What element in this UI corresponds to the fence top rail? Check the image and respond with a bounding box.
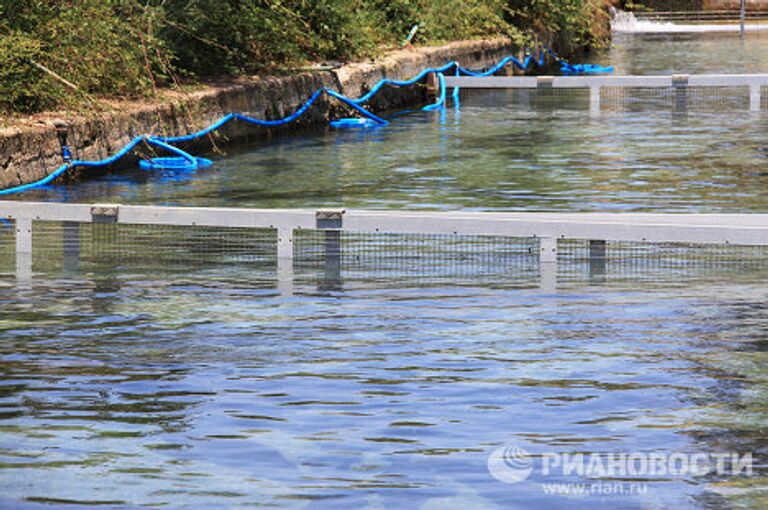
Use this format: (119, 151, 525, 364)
(634, 10, 768, 16)
(2, 201, 767, 247)
(443, 74, 768, 89)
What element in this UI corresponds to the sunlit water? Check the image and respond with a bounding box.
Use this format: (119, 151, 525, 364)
(2, 32, 768, 509)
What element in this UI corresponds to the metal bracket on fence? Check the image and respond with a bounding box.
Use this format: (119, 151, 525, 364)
(91, 205, 119, 224)
(671, 75, 689, 88)
(316, 209, 344, 230)
(537, 76, 554, 89)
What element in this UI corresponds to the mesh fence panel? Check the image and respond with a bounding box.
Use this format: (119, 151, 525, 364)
(558, 239, 768, 282)
(0, 219, 766, 285)
(294, 230, 539, 281)
(0, 219, 14, 275)
(30, 221, 278, 272)
(460, 86, 767, 112)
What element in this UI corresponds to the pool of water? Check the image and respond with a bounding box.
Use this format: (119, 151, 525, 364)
(607, 31, 768, 75)
(2, 31, 768, 509)
(1, 263, 767, 509)
(18, 102, 768, 213)
(6, 34, 768, 211)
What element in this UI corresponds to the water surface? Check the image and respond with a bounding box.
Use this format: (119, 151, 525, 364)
(1, 31, 767, 509)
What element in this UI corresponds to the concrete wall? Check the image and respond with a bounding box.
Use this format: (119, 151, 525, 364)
(0, 39, 514, 191)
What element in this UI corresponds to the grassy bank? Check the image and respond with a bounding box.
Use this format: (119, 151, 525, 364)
(0, 0, 609, 115)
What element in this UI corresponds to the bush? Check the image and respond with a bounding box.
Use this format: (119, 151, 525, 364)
(505, 0, 610, 53)
(0, 32, 50, 113)
(0, 0, 167, 113)
(0, 0, 609, 114)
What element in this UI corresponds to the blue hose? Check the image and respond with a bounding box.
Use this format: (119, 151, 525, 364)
(0, 49, 608, 196)
(0, 163, 71, 196)
(423, 73, 447, 111)
(0, 134, 149, 195)
(352, 61, 458, 104)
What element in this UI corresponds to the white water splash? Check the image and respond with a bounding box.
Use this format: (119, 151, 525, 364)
(611, 9, 768, 33)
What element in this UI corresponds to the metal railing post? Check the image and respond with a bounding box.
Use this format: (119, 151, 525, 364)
(316, 210, 344, 290)
(539, 237, 558, 292)
(15, 218, 32, 281)
(277, 227, 294, 296)
(741, 0, 747, 36)
(589, 86, 601, 117)
(539, 237, 558, 264)
(750, 84, 761, 111)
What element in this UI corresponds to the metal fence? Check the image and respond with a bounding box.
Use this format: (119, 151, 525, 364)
(632, 10, 768, 22)
(1, 202, 767, 291)
(446, 74, 768, 113)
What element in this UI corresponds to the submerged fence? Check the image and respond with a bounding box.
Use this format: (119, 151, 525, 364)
(632, 10, 768, 22)
(447, 74, 768, 113)
(2, 202, 767, 291)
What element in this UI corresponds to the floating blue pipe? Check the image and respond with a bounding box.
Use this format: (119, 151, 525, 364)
(69, 135, 147, 168)
(352, 50, 558, 105)
(352, 61, 458, 104)
(147, 137, 198, 164)
(0, 163, 71, 195)
(0, 134, 194, 195)
(160, 113, 237, 144)
(158, 88, 387, 146)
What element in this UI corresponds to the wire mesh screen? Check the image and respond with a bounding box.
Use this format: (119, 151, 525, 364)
(294, 230, 539, 282)
(459, 86, 767, 112)
(0, 218, 766, 286)
(460, 88, 592, 110)
(0, 219, 15, 274)
(558, 239, 768, 280)
(29, 221, 278, 272)
(601, 86, 756, 112)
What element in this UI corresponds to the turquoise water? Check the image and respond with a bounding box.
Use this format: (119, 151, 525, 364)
(1, 32, 768, 509)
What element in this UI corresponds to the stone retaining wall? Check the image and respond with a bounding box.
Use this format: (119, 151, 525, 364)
(0, 39, 514, 191)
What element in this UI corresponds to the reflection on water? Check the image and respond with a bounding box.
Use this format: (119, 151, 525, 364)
(1, 31, 768, 509)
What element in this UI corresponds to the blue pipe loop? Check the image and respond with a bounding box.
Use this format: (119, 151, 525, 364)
(0, 134, 149, 195)
(423, 73, 447, 111)
(140, 138, 212, 170)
